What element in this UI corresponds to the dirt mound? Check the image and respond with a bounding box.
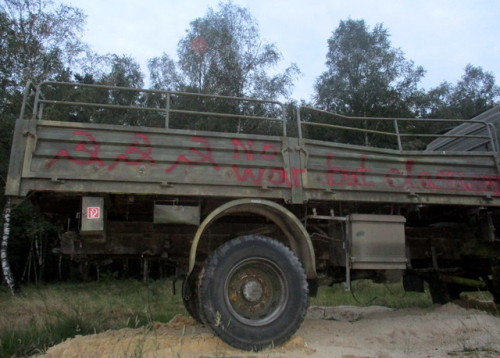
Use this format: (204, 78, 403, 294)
(41, 304, 500, 358)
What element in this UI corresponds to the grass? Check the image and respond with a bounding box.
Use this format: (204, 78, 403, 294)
(0, 278, 491, 357)
(312, 279, 433, 308)
(0, 279, 184, 357)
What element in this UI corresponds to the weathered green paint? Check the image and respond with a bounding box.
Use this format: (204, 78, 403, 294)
(4, 82, 500, 286)
(7, 118, 500, 207)
(188, 198, 316, 279)
(6, 82, 500, 209)
(303, 140, 500, 206)
(5, 119, 29, 196)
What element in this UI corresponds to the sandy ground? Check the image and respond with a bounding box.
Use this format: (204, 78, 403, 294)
(41, 303, 500, 358)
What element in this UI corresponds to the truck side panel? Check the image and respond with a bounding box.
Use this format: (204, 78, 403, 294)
(5, 119, 29, 197)
(14, 120, 297, 202)
(9, 118, 500, 207)
(303, 138, 500, 206)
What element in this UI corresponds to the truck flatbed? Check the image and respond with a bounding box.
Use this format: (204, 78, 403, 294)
(7, 82, 499, 207)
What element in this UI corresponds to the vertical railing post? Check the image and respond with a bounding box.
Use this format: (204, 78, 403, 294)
(19, 81, 34, 120)
(394, 119, 403, 150)
(32, 83, 44, 120)
(165, 93, 170, 129)
(281, 103, 287, 137)
(296, 107, 303, 139)
(486, 122, 499, 152)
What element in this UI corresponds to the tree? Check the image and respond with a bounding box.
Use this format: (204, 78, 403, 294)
(148, 2, 298, 135)
(0, 0, 86, 292)
(314, 19, 425, 118)
(0, 0, 86, 93)
(40, 55, 148, 127)
(311, 19, 426, 147)
(148, 2, 299, 100)
(451, 64, 499, 118)
(148, 54, 181, 91)
(1, 199, 17, 295)
(423, 65, 500, 119)
(0, 0, 87, 184)
(100, 55, 144, 89)
(94, 55, 149, 126)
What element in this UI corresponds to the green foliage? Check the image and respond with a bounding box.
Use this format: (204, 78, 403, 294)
(0, 278, 435, 356)
(312, 19, 425, 147)
(87, 55, 148, 126)
(0, 0, 86, 91)
(0, 311, 98, 357)
(0, 279, 185, 357)
(147, 2, 297, 135)
(311, 19, 500, 148)
(314, 19, 425, 118)
(148, 2, 299, 100)
(0, 1, 88, 254)
(8, 202, 58, 283)
(39, 55, 149, 126)
(422, 64, 500, 119)
(312, 280, 432, 309)
(0, 278, 433, 357)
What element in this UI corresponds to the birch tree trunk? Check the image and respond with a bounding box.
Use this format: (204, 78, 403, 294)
(1, 198, 19, 296)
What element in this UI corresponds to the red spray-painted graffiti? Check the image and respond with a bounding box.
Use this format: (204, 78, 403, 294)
(46, 131, 155, 171)
(45, 132, 303, 188)
(47, 131, 105, 167)
(384, 159, 500, 195)
(232, 139, 280, 161)
(45, 131, 499, 196)
(230, 139, 305, 188)
(326, 153, 500, 196)
(231, 166, 305, 188)
(108, 134, 156, 171)
(326, 154, 374, 187)
(165, 137, 220, 173)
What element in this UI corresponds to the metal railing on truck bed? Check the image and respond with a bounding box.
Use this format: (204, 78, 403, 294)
(297, 106, 499, 151)
(21, 81, 499, 150)
(7, 81, 296, 201)
(21, 81, 288, 136)
(18, 81, 500, 151)
(6, 81, 500, 206)
(295, 106, 500, 205)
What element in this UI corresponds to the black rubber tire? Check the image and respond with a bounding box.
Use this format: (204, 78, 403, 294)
(198, 235, 309, 351)
(182, 268, 203, 324)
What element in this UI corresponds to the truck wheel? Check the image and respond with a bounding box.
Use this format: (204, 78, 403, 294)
(182, 267, 203, 324)
(198, 235, 309, 351)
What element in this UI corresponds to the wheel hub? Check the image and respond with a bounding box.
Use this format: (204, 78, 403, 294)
(242, 279, 264, 302)
(225, 258, 287, 326)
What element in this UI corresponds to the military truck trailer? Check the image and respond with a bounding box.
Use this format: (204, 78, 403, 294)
(5, 82, 500, 351)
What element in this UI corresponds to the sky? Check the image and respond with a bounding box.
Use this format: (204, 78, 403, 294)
(63, 0, 500, 101)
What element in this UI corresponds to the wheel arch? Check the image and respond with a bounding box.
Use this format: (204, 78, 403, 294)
(188, 199, 317, 279)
